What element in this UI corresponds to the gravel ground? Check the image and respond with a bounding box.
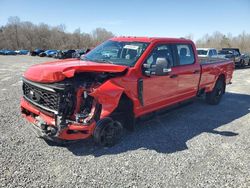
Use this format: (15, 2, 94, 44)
(0, 55, 250, 188)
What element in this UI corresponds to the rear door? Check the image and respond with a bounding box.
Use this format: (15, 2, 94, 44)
(172, 44, 201, 100)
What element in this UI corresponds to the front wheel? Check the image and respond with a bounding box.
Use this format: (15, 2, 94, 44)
(93, 117, 123, 147)
(206, 79, 225, 105)
(241, 60, 246, 68)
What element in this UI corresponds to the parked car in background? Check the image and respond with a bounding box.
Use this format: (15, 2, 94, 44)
(53, 50, 61, 58)
(3, 50, 17, 55)
(38, 51, 47, 57)
(30, 49, 45, 56)
(220, 48, 248, 68)
(57, 49, 76, 59)
(197, 48, 218, 58)
(0, 49, 6, 55)
(47, 50, 58, 57)
(217, 49, 232, 58)
(241, 53, 250, 66)
(39, 50, 57, 57)
(15, 50, 29, 55)
(72, 49, 86, 58)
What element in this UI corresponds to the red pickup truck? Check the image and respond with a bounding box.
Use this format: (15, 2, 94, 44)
(21, 37, 234, 146)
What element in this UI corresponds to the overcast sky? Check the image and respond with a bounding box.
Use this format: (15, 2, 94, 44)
(0, 0, 250, 41)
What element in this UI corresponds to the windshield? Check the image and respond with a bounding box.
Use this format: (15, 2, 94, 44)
(82, 40, 149, 66)
(197, 50, 208, 55)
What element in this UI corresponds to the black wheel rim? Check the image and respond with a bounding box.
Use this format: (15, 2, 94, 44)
(100, 122, 121, 146)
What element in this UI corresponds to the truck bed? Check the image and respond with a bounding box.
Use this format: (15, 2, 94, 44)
(199, 57, 234, 93)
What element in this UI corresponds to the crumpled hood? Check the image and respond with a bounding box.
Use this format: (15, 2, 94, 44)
(23, 59, 128, 83)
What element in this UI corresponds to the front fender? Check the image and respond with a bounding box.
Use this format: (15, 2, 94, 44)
(90, 81, 124, 119)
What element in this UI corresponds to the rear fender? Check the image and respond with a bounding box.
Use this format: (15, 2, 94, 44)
(90, 81, 124, 119)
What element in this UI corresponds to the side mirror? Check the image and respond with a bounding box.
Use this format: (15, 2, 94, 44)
(155, 58, 172, 76)
(143, 57, 171, 76)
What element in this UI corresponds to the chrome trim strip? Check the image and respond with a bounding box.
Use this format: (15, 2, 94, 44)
(22, 77, 56, 93)
(23, 96, 58, 114)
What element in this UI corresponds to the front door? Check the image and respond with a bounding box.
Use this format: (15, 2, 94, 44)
(142, 44, 179, 112)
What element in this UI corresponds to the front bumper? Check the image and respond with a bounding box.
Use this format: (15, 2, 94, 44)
(21, 97, 96, 142)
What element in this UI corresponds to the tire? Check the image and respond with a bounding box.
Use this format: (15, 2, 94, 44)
(241, 60, 245, 68)
(93, 117, 123, 147)
(206, 79, 225, 105)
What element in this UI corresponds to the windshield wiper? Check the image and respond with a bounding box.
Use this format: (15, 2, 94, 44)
(82, 56, 114, 64)
(92, 59, 114, 64)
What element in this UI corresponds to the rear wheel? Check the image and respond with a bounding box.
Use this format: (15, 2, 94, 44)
(206, 79, 225, 105)
(93, 117, 123, 147)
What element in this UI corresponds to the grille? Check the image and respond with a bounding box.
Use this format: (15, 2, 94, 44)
(23, 80, 60, 112)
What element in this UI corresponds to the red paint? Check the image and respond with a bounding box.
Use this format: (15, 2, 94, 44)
(21, 37, 234, 142)
(58, 122, 96, 140)
(89, 81, 124, 118)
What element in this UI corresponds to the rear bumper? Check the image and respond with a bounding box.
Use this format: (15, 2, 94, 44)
(21, 97, 96, 142)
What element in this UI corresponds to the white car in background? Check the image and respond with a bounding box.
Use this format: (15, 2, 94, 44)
(197, 48, 218, 58)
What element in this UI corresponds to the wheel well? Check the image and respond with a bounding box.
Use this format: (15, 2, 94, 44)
(110, 93, 135, 131)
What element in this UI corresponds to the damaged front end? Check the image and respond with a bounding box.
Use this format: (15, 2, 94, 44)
(20, 72, 121, 143)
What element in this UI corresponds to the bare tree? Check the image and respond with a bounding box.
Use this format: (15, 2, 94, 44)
(0, 17, 115, 50)
(1, 16, 250, 53)
(92, 28, 114, 46)
(7, 16, 21, 49)
(196, 31, 250, 53)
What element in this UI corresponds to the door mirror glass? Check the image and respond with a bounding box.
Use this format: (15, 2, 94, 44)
(143, 44, 174, 76)
(143, 57, 171, 76)
(155, 58, 172, 76)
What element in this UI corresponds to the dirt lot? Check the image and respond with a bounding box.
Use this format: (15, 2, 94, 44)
(0, 55, 250, 187)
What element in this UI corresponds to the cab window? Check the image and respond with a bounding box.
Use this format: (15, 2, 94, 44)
(176, 44, 195, 65)
(145, 44, 174, 67)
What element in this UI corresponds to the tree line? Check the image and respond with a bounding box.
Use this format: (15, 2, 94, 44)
(0, 17, 249, 53)
(0, 17, 114, 50)
(192, 31, 250, 53)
